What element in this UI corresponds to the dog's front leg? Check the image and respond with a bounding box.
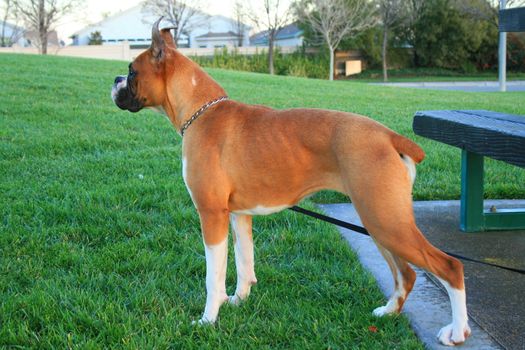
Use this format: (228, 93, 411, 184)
(198, 211, 230, 324)
(229, 214, 257, 305)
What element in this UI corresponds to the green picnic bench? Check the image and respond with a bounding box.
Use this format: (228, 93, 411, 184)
(413, 110, 525, 232)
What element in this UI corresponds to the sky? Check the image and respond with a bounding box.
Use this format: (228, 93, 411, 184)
(55, 0, 240, 42)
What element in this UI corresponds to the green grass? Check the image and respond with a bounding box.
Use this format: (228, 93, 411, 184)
(0, 53, 523, 349)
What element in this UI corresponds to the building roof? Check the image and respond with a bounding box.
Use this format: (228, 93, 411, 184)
(250, 22, 303, 45)
(73, 6, 251, 37)
(195, 31, 240, 39)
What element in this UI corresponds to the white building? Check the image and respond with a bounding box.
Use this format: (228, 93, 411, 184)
(0, 21, 26, 46)
(72, 5, 251, 49)
(250, 23, 303, 47)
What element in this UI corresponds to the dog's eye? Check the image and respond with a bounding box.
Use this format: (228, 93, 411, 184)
(128, 64, 136, 77)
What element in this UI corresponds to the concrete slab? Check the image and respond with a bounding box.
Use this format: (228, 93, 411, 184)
(320, 200, 525, 350)
(371, 81, 525, 92)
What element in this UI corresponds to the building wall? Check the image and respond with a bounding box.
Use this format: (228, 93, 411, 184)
(0, 21, 26, 46)
(252, 36, 303, 47)
(195, 38, 238, 49)
(74, 7, 156, 46)
(0, 43, 298, 60)
(74, 7, 250, 49)
(276, 37, 303, 47)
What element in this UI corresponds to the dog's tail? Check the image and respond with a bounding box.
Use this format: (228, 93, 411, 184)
(391, 133, 425, 164)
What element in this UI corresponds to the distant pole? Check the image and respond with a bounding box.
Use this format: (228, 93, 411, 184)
(499, 0, 507, 92)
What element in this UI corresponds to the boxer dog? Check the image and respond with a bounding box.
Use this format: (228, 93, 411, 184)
(111, 18, 471, 346)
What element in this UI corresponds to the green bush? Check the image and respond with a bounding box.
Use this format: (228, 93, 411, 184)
(508, 33, 525, 72)
(88, 31, 103, 45)
(191, 47, 330, 79)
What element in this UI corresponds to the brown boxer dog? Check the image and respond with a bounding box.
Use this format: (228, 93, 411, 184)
(111, 18, 470, 346)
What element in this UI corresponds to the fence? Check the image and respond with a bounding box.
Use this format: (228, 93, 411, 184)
(0, 42, 299, 61)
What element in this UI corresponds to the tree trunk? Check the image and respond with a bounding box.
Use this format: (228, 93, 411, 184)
(268, 30, 275, 75)
(411, 33, 419, 67)
(38, 0, 47, 54)
(1, 22, 6, 47)
(329, 47, 334, 81)
(40, 30, 48, 54)
(1, 1, 9, 47)
(382, 25, 388, 82)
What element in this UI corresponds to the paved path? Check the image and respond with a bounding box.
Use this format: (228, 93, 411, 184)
(371, 81, 525, 92)
(320, 200, 525, 350)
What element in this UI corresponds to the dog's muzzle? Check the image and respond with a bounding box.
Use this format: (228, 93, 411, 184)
(111, 75, 143, 113)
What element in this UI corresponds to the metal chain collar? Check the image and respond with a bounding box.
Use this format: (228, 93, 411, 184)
(180, 96, 229, 136)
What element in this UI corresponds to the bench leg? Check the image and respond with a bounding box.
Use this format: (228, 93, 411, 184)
(460, 150, 484, 232)
(460, 150, 525, 232)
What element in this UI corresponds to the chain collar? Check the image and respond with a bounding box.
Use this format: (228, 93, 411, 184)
(180, 96, 229, 137)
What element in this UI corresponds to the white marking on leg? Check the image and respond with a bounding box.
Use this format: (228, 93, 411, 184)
(436, 278, 471, 346)
(401, 154, 416, 186)
(373, 268, 405, 316)
(372, 244, 406, 317)
(233, 204, 290, 216)
(182, 157, 197, 207)
(199, 239, 229, 324)
(229, 214, 257, 305)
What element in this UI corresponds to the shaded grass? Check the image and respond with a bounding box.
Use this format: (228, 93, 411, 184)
(0, 53, 425, 348)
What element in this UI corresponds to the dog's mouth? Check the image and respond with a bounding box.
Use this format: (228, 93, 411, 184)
(112, 76, 143, 113)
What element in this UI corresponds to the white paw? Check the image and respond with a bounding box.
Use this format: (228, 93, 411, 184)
(437, 323, 471, 346)
(228, 294, 242, 306)
(191, 317, 215, 326)
(372, 305, 395, 317)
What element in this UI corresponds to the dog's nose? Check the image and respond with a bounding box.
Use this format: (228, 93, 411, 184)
(114, 76, 125, 85)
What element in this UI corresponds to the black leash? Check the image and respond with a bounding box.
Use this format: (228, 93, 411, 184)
(289, 206, 525, 275)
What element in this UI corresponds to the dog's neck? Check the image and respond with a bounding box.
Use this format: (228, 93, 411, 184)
(162, 53, 227, 133)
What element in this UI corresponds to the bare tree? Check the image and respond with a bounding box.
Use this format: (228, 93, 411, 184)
(378, 0, 408, 82)
(231, 0, 247, 47)
(248, 0, 291, 75)
(1, 0, 19, 47)
(142, 0, 209, 47)
(13, 0, 77, 54)
(296, 0, 377, 80)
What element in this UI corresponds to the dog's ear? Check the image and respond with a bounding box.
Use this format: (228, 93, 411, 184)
(151, 17, 166, 60)
(160, 27, 177, 48)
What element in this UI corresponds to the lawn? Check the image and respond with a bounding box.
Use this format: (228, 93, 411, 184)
(0, 53, 524, 349)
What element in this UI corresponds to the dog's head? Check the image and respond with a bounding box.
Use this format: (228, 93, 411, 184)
(111, 18, 176, 113)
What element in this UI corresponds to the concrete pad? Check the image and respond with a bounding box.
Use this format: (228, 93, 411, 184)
(320, 200, 525, 350)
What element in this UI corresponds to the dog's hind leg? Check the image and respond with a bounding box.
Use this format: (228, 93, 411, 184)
(344, 151, 470, 346)
(372, 241, 416, 317)
(197, 210, 230, 324)
(363, 216, 471, 346)
(229, 214, 257, 305)
(383, 227, 471, 346)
